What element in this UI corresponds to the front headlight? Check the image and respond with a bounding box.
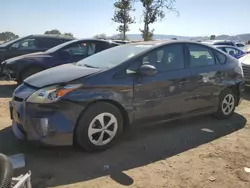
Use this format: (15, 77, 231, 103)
(26, 84, 82, 103)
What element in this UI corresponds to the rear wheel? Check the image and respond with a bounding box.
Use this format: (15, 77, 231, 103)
(214, 88, 236, 119)
(18, 66, 43, 84)
(75, 102, 123, 152)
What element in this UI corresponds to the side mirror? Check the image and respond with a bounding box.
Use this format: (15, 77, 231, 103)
(9, 44, 19, 50)
(138, 64, 157, 76)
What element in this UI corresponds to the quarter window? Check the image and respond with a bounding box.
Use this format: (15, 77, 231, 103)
(187, 44, 215, 67)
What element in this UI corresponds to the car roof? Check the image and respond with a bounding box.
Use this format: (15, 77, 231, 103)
(130, 40, 214, 47)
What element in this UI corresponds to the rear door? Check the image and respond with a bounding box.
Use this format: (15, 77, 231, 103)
(185, 43, 226, 114)
(131, 43, 192, 123)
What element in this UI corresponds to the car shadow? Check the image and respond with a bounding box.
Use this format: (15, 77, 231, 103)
(0, 113, 246, 187)
(0, 81, 17, 98)
(242, 90, 250, 101)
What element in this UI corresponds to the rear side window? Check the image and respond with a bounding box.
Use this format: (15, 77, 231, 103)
(187, 44, 215, 67)
(213, 50, 227, 64)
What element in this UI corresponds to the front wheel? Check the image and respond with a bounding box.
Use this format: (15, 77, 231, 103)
(75, 102, 124, 152)
(214, 88, 236, 119)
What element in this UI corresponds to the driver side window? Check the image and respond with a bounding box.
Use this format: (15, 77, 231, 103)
(61, 42, 96, 57)
(11, 38, 38, 50)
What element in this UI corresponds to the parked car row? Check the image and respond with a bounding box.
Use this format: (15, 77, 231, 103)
(201, 40, 249, 59)
(8, 38, 244, 152)
(1, 38, 119, 83)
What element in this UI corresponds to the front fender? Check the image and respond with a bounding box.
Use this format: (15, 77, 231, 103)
(64, 87, 134, 124)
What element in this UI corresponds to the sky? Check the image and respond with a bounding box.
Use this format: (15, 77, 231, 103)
(1, 0, 250, 38)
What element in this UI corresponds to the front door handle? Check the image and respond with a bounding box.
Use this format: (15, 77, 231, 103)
(179, 79, 189, 84)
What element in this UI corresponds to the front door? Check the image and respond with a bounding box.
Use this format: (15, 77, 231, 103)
(131, 43, 191, 123)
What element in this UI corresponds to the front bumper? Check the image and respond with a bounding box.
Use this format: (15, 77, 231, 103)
(10, 99, 84, 146)
(0, 61, 17, 80)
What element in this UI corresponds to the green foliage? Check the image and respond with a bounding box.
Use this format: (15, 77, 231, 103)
(210, 35, 216, 40)
(93, 33, 107, 39)
(44, 29, 61, 35)
(139, 28, 154, 41)
(138, 0, 178, 41)
(0, 32, 19, 41)
(64, 32, 74, 37)
(112, 0, 135, 40)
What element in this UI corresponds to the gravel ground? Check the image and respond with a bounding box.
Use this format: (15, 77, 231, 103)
(0, 80, 250, 188)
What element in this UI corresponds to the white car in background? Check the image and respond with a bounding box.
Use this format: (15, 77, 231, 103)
(239, 54, 250, 86)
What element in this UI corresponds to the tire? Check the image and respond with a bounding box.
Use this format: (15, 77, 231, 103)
(214, 88, 236, 119)
(75, 102, 124, 152)
(18, 66, 43, 84)
(0, 153, 13, 188)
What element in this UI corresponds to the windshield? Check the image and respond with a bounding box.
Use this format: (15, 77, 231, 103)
(76, 44, 153, 69)
(0, 36, 27, 47)
(45, 39, 78, 53)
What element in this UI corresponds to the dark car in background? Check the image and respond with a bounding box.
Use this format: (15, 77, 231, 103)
(0, 34, 74, 62)
(1, 39, 119, 83)
(10, 40, 244, 152)
(215, 45, 246, 59)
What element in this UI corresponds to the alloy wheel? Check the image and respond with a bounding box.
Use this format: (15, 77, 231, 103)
(221, 94, 235, 115)
(88, 112, 118, 146)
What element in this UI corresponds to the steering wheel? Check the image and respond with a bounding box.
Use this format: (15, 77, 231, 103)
(0, 153, 13, 188)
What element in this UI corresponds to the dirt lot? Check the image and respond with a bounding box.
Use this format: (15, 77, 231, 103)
(0, 80, 250, 188)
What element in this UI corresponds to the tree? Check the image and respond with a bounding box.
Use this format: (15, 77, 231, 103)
(112, 0, 135, 41)
(138, 0, 178, 41)
(0, 32, 19, 41)
(93, 33, 107, 39)
(64, 32, 74, 37)
(44, 29, 61, 35)
(210, 35, 216, 40)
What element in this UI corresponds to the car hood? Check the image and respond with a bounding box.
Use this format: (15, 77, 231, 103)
(5, 52, 51, 64)
(24, 64, 102, 88)
(240, 54, 250, 65)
